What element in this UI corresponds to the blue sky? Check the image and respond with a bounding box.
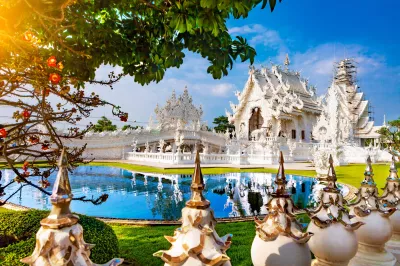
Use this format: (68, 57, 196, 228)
(2, 1, 398, 129)
(88, 0, 397, 129)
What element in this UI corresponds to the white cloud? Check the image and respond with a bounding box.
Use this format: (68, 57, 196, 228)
(228, 24, 266, 35)
(229, 24, 286, 54)
(210, 83, 236, 97)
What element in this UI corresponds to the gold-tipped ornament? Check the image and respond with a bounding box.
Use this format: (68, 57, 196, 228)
(154, 150, 232, 266)
(307, 155, 363, 266)
(348, 156, 396, 266)
(381, 156, 400, 260)
(21, 148, 123, 266)
(251, 151, 313, 266)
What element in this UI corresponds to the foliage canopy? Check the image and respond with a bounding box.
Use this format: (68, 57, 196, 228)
(0, 0, 282, 85)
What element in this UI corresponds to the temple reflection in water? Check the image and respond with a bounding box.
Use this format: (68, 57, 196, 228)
(0, 166, 346, 220)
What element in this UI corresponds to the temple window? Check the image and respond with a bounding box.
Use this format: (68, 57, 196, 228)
(301, 130, 305, 140)
(291, 130, 296, 139)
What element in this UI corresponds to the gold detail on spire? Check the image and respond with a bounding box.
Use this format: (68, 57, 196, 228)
(41, 148, 79, 229)
(185, 150, 210, 209)
(273, 151, 288, 197)
(362, 156, 375, 184)
(324, 155, 339, 192)
(389, 155, 398, 180)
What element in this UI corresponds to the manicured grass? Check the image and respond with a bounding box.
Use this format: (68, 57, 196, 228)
(88, 161, 316, 177)
(111, 222, 256, 266)
(336, 163, 399, 192)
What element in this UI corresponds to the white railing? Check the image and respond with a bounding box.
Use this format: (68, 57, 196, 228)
(126, 152, 246, 165)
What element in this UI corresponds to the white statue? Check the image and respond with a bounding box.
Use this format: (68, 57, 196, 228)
(154, 152, 232, 265)
(21, 149, 123, 266)
(158, 139, 165, 153)
(348, 157, 396, 266)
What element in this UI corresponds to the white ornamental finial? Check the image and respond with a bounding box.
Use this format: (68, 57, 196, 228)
(383, 114, 387, 127)
(284, 54, 290, 71)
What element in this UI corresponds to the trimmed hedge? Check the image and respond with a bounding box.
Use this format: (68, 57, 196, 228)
(0, 209, 119, 265)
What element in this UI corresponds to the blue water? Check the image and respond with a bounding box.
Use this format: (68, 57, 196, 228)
(1, 166, 316, 220)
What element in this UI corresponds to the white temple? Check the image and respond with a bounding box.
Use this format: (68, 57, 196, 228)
(66, 57, 392, 165)
(226, 55, 321, 143)
(313, 59, 383, 146)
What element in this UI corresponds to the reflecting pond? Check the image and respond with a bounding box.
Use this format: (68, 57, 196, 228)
(1, 166, 346, 220)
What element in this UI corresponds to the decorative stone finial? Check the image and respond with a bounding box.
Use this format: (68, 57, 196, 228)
(323, 154, 339, 192)
(41, 148, 78, 229)
(154, 150, 232, 265)
(185, 150, 210, 209)
(389, 155, 398, 180)
(381, 156, 400, 260)
(21, 148, 123, 266)
(348, 156, 397, 265)
(251, 151, 313, 266)
(361, 156, 375, 185)
(307, 154, 363, 265)
(273, 151, 287, 196)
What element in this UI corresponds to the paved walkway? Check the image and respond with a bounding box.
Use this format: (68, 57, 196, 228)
(95, 160, 316, 171)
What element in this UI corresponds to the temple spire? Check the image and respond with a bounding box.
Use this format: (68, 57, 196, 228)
(41, 148, 78, 229)
(383, 114, 387, 127)
(389, 156, 398, 180)
(185, 150, 210, 209)
(284, 54, 290, 71)
(324, 155, 339, 192)
(362, 156, 375, 184)
(51, 148, 73, 202)
(273, 151, 287, 196)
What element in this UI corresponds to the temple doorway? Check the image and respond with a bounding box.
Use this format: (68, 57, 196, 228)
(248, 107, 264, 138)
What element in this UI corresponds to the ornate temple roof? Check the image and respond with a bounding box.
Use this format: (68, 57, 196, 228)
(154, 87, 203, 130)
(227, 56, 321, 122)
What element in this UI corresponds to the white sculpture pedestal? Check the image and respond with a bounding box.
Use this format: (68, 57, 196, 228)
(386, 216, 400, 261)
(252, 235, 311, 266)
(349, 242, 396, 266)
(348, 212, 396, 266)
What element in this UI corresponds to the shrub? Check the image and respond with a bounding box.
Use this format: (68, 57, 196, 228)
(0, 209, 119, 265)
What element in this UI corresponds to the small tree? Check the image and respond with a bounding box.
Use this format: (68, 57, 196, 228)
(92, 116, 118, 132)
(213, 115, 235, 133)
(122, 125, 143, 131)
(377, 117, 400, 158)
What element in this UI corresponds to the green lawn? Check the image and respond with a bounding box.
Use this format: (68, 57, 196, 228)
(112, 222, 256, 266)
(1, 162, 398, 265)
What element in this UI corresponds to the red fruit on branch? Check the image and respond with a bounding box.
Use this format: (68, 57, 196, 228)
(28, 136, 39, 144)
(22, 110, 31, 119)
(22, 161, 29, 172)
(47, 56, 57, 67)
(0, 128, 7, 138)
(49, 73, 61, 84)
(41, 143, 50, 150)
(120, 113, 128, 122)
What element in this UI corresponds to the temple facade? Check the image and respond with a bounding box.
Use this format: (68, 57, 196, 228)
(226, 55, 321, 143)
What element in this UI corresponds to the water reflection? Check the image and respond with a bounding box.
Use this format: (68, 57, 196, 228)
(0, 166, 340, 220)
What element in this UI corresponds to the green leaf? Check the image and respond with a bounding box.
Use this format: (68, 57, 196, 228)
(269, 0, 277, 11)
